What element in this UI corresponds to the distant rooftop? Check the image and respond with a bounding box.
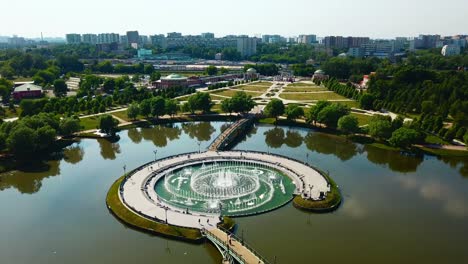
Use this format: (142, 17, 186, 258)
(14, 83, 43, 92)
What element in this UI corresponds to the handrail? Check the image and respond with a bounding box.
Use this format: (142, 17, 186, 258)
(216, 226, 271, 264)
(203, 228, 247, 264)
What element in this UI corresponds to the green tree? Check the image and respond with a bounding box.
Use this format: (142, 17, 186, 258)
(127, 103, 140, 120)
(36, 126, 57, 151)
(150, 96, 166, 118)
(6, 125, 37, 158)
(221, 99, 233, 115)
(99, 115, 119, 135)
(230, 91, 256, 113)
(164, 99, 178, 117)
(264, 99, 285, 122)
(205, 65, 218, 76)
(368, 116, 393, 140)
(0, 78, 13, 103)
(306, 101, 331, 124)
(53, 79, 68, 97)
(139, 99, 151, 117)
(317, 103, 350, 128)
(103, 78, 115, 93)
(389, 127, 419, 149)
(59, 117, 81, 136)
(359, 94, 375, 110)
(150, 71, 161, 82)
(338, 115, 359, 135)
(285, 104, 304, 121)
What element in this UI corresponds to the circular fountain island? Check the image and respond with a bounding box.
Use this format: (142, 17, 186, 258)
(156, 160, 296, 216)
(107, 150, 338, 238)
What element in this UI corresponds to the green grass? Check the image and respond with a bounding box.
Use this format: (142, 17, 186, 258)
(79, 116, 100, 131)
(251, 81, 272, 86)
(369, 142, 400, 151)
(424, 134, 450, 145)
(293, 172, 341, 211)
(234, 85, 269, 92)
(350, 112, 373, 126)
(258, 118, 277, 124)
(279, 92, 350, 101)
(287, 82, 318, 87)
(111, 110, 138, 122)
(106, 176, 203, 240)
(210, 89, 263, 98)
(217, 216, 236, 231)
(282, 87, 329, 92)
(418, 147, 468, 157)
(1, 107, 21, 119)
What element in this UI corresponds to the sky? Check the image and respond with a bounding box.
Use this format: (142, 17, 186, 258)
(1, 0, 467, 39)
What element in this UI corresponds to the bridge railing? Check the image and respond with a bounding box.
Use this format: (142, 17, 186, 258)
(202, 228, 247, 264)
(216, 226, 271, 264)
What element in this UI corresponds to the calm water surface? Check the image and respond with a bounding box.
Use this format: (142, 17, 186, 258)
(0, 122, 467, 264)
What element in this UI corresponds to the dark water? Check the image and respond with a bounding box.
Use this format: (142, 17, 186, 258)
(0, 122, 467, 264)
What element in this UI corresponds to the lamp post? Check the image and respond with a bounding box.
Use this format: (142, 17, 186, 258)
(165, 207, 168, 223)
(197, 141, 201, 153)
(306, 153, 309, 165)
(153, 149, 158, 161)
(241, 229, 244, 245)
(123, 165, 127, 178)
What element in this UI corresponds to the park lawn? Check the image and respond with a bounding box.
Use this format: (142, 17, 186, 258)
(287, 82, 318, 87)
(210, 89, 263, 98)
(350, 112, 373, 126)
(283, 87, 328, 92)
(210, 104, 223, 113)
(176, 94, 191, 102)
(111, 110, 134, 122)
(252, 81, 273, 86)
(2, 107, 21, 118)
(424, 134, 451, 145)
(79, 116, 101, 131)
(234, 85, 269, 92)
(209, 94, 229, 100)
(279, 92, 349, 101)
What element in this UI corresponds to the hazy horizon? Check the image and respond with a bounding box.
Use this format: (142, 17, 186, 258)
(1, 0, 467, 39)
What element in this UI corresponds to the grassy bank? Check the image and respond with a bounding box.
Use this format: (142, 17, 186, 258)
(106, 176, 203, 241)
(293, 172, 342, 212)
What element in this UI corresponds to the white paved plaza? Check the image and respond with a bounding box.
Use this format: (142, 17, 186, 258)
(120, 150, 329, 230)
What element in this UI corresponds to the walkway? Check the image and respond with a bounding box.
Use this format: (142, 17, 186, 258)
(208, 118, 254, 151)
(120, 151, 329, 229)
(204, 227, 267, 264)
(120, 150, 329, 263)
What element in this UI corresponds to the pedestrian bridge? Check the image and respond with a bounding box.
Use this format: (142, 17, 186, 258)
(208, 118, 254, 151)
(202, 227, 269, 264)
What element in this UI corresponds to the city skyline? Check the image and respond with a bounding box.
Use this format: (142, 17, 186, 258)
(1, 0, 467, 39)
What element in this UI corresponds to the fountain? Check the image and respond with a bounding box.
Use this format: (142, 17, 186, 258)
(155, 160, 295, 216)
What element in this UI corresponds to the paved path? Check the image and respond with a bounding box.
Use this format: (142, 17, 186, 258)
(205, 227, 266, 264)
(208, 118, 252, 151)
(120, 151, 329, 230)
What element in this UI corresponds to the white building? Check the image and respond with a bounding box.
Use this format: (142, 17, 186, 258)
(237, 37, 257, 57)
(441, 45, 461, 56)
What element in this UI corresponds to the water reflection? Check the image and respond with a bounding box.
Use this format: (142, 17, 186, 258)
(438, 156, 468, 178)
(127, 128, 143, 144)
(264, 127, 304, 149)
(304, 132, 358, 161)
(140, 124, 182, 147)
(182, 122, 215, 142)
(364, 145, 423, 173)
(0, 160, 60, 194)
(396, 176, 468, 218)
(97, 139, 121, 160)
(63, 144, 85, 164)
